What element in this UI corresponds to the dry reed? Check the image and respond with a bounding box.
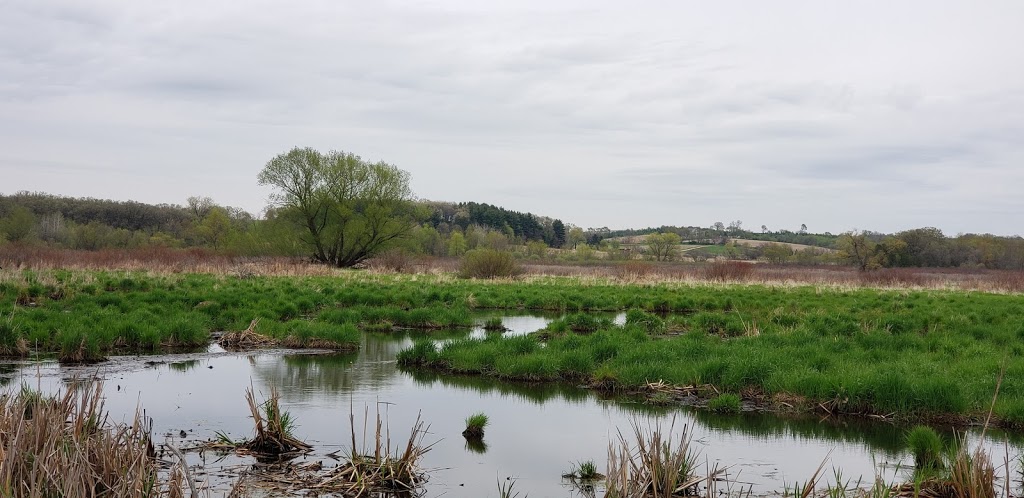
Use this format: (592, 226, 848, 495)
(606, 417, 723, 498)
(0, 382, 183, 497)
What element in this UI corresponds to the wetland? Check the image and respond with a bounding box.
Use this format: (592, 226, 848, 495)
(2, 269, 1023, 496)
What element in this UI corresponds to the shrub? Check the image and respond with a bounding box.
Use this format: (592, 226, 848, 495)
(366, 249, 415, 273)
(459, 250, 522, 279)
(701, 261, 754, 282)
(617, 260, 653, 280)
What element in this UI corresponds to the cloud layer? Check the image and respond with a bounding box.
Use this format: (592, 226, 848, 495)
(3, 1, 1022, 235)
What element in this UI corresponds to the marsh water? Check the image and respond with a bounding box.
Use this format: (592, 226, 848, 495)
(1, 313, 1019, 497)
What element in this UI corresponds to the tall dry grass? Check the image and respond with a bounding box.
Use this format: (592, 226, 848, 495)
(3, 243, 1024, 293)
(0, 382, 183, 497)
(606, 417, 723, 498)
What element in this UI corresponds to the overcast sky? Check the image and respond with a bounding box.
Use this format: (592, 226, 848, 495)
(2, 1, 1022, 235)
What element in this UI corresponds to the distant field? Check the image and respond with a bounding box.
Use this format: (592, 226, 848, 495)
(728, 238, 836, 253)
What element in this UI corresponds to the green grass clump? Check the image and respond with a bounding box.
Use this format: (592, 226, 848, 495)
(563, 459, 602, 480)
(279, 321, 359, 349)
(625, 309, 665, 334)
(463, 412, 488, 438)
(562, 313, 612, 333)
(707, 393, 742, 414)
(907, 425, 945, 470)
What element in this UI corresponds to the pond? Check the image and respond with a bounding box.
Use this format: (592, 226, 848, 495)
(1, 313, 1018, 497)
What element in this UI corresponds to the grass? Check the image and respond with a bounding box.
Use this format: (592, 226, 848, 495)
(707, 393, 742, 414)
(563, 459, 603, 480)
(907, 425, 945, 470)
(5, 268, 1024, 425)
(463, 412, 489, 438)
(0, 382, 185, 497)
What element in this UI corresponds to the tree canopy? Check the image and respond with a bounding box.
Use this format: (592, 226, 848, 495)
(257, 147, 415, 267)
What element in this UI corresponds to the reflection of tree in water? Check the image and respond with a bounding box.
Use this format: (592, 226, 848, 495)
(249, 332, 477, 403)
(251, 351, 360, 402)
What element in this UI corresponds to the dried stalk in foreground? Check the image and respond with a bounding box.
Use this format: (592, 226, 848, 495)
(0, 382, 183, 497)
(605, 417, 724, 498)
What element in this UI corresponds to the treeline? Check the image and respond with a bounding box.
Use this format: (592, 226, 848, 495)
(838, 228, 1024, 271)
(588, 225, 839, 249)
(0, 192, 569, 259)
(0, 192, 306, 255)
(420, 201, 566, 247)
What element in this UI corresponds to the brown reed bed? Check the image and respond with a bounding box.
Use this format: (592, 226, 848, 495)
(3, 243, 1023, 293)
(0, 382, 185, 497)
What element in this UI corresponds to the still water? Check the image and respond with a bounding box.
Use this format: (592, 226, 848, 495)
(0, 314, 1017, 497)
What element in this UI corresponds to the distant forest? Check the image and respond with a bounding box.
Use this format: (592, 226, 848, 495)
(1, 191, 1023, 270)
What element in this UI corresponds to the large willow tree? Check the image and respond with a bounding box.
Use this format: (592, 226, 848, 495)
(258, 147, 415, 267)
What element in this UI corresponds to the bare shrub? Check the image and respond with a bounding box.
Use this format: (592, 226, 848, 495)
(701, 261, 754, 282)
(459, 249, 522, 279)
(989, 270, 1024, 293)
(366, 249, 415, 273)
(617, 260, 654, 281)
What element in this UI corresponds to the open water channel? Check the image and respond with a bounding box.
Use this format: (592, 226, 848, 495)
(1, 313, 1019, 497)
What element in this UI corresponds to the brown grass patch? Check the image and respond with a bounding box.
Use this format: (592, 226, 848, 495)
(701, 261, 754, 282)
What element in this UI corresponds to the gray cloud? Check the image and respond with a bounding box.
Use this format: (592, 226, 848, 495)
(2, 0, 1023, 235)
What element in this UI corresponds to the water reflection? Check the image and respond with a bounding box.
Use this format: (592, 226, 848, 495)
(168, 360, 199, 372)
(464, 436, 488, 454)
(691, 409, 906, 457)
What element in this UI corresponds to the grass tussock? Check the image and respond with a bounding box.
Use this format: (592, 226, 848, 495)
(706, 393, 742, 414)
(606, 417, 722, 498)
(463, 412, 489, 438)
(563, 459, 604, 481)
(0, 382, 185, 497)
(315, 405, 433, 496)
(483, 317, 506, 332)
(0, 314, 28, 358)
(210, 386, 311, 458)
(907, 425, 945, 471)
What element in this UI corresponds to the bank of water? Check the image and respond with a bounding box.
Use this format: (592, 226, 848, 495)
(0, 313, 1018, 497)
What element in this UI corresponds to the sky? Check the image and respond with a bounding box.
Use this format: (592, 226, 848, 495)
(2, 1, 1023, 236)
